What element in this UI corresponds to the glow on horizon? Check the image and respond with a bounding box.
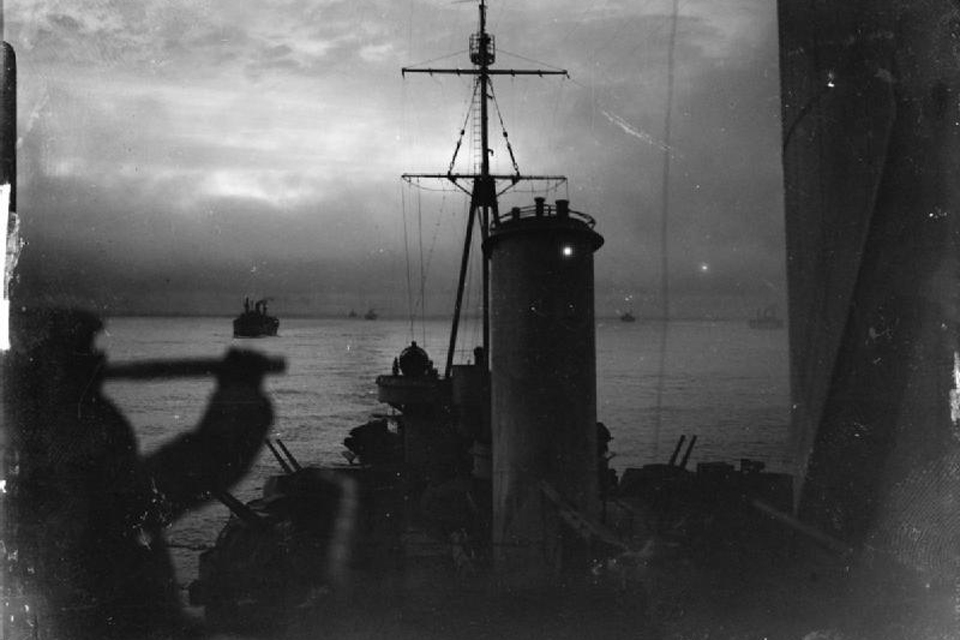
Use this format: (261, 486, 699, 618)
(3, 0, 786, 315)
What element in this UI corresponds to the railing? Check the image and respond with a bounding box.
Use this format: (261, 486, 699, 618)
(469, 32, 495, 66)
(496, 198, 596, 229)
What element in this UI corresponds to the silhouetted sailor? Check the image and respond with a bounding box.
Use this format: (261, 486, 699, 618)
(597, 422, 618, 509)
(6, 308, 274, 639)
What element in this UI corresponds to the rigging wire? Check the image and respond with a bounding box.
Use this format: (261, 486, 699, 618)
(488, 83, 521, 176)
(495, 48, 568, 73)
(546, 74, 566, 181)
(417, 184, 427, 344)
(449, 82, 480, 174)
(400, 1, 415, 341)
(653, 0, 680, 461)
(402, 175, 565, 197)
(400, 1, 580, 363)
(467, 202, 483, 360)
(400, 179, 464, 193)
(422, 190, 447, 285)
(456, 197, 479, 364)
(406, 183, 458, 351)
(403, 49, 470, 70)
(552, 75, 565, 128)
(494, 178, 566, 198)
(401, 182, 416, 340)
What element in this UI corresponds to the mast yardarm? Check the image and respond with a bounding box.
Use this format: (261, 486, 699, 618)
(401, 0, 568, 377)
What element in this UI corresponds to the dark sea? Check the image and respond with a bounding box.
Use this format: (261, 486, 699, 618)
(98, 316, 791, 592)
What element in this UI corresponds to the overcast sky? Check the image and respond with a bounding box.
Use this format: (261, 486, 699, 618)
(5, 0, 784, 318)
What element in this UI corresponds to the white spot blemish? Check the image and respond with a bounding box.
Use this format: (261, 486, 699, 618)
(600, 109, 679, 156)
(950, 351, 960, 438)
(1, 183, 20, 352)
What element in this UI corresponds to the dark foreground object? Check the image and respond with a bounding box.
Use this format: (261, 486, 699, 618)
(196, 561, 657, 639)
(5, 308, 276, 640)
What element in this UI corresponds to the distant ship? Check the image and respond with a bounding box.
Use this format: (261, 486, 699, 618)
(363, 308, 378, 320)
(747, 305, 783, 330)
(620, 311, 637, 322)
(348, 309, 358, 319)
(233, 298, 279, 338)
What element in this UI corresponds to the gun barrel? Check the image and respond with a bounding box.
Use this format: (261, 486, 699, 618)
(667, 434, 686, 466)
(679, 434, 697, 469)
(214, 490, 266, 528)
(103, 356, 286, 380)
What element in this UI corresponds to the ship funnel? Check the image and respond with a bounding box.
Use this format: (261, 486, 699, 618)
(485, 198, 603, 583)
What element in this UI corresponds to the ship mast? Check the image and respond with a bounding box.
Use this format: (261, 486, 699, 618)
(402, 0, 567, 377)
